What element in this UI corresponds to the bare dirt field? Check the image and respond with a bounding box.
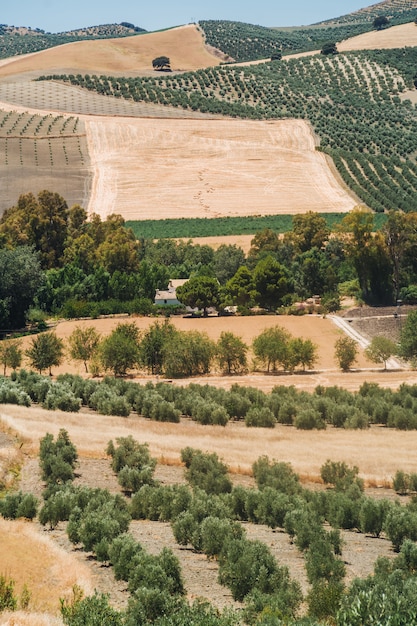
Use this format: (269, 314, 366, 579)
(0, 25, 222, 79)
(85, 117, 356, 220)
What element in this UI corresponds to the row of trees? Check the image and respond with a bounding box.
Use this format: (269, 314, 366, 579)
(4, 425, 417, 623)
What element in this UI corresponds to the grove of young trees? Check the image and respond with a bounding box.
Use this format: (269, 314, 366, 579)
(3, 430, 417, 624)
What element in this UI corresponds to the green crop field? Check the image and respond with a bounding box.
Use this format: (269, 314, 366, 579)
(126, 213, 388, 240)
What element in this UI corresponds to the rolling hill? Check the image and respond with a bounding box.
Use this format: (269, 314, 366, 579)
(0, 24, 223, 79)
(0, 1, 416, 224)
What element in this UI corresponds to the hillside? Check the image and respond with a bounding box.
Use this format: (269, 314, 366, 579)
(315, 0, 417, 26)
(338, 20, 417, 50)
(0, 22, 146, 61)
(0, 24, 223, 78)
(43, 47, 417, 217)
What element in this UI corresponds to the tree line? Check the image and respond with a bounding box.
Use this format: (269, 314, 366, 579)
(4, 192, 417, 332)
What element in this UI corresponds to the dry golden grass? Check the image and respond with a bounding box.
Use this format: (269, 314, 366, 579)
(85, 117, 356, 221)
(2, 404, 417, 486)
(0, 612, 64, 626)
(339, 21, 417, 52)
(0, 25, 221, 79)
(175, 234, 255, 253)
(0, 519, 93, 614)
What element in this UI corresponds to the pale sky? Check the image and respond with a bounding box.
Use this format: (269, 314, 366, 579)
(2, 1, 372, 33)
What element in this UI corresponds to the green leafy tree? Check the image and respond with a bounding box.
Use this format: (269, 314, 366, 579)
(252, 325, 291, 372)
(365, 336, 397, 370)
(152, 56, 171, 70)
(96, 228, 140, 274)
(0, 340, 22, 376)
(176, 276, 220, 316)
(99, 322, 140, 376)
(225, 266, 256, 308)
(26, 332, 64, 375)
(163, 330, 215, 377)
(216, 331, 248, 374)
(252, 256, 291, 311)
(373, 15, 389, 30)
(290, 211, 330, 252)
(213, 244, 245, 285)
(139, 319, 177, 375)
(68, 326, 101, 373)
(321, 42, 338, 55)
(334, 336, 358, 372)
(0, 246, 44, 329)
(400, 310, 417, 363)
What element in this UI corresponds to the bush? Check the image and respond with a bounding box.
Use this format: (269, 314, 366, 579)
(295, 408, 326, 430)
(252, 456, 301, 495)
(42, 382, 81, 412)
(182, 448, 232, 494)
(39, 429, 78, 486)
(320, 460, 364, 492)
(107, 437, 157, 494)
(0, 491, 38, 520)
(0, 379, 31, 407)
(245, 406, 276, 428)
(359, 497, 390, 537)
(61, 590, 124, 626)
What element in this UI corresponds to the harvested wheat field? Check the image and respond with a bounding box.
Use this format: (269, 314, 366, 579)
(339, 21, 417, 52)
(0, 25, 221, 79)
(85, 117, 356, 220)
(0, 518, 93, 613)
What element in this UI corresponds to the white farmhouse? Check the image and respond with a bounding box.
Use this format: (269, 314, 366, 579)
(154, 279, 188, 306)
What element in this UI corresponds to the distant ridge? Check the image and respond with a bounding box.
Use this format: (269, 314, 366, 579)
(0, 22, 147, 60)
(314, 0, 417, 26)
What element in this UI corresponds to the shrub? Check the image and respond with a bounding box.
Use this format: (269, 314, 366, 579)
(359, 498, 390, 537)
(295, 408, 326, 430)
(252, 456, 301, 495)
(0, 379, 31, 406)
(320, 460, 364, 492)
(61, 590, 124, 626)
(182, 448, 232, 494)
(245, 406, 276, 428)
(39, 429, 78, 485)
(42, 382, 81, 412)
(0, 491, 38, 520)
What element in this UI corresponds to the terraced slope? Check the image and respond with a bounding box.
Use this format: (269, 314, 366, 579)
(0, 25, 222, 79)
